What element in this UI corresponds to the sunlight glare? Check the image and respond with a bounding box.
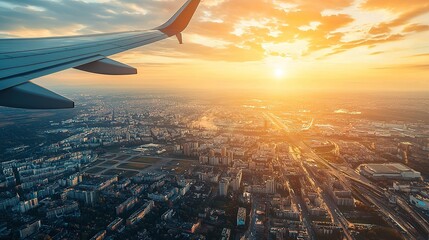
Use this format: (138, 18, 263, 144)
(274, 67, 285, 79)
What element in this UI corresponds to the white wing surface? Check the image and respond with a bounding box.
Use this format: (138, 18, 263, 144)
(0, 0, 200, 109)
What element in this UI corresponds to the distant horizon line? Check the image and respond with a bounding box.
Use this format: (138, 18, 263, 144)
(47, 85, 429, 94)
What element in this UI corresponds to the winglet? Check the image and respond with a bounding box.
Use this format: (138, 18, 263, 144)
(155, 0, 201, 36)
(176, 33, 183, 44)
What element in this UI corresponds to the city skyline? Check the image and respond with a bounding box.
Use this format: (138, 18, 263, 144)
(1, 91, 429, 239)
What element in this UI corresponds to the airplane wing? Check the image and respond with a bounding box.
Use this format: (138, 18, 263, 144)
(0, 0, 200, 109)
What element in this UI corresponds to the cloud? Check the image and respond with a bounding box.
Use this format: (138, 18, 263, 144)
(0, 0, 428, 64)
(403, 24, 429, 33)
(362, 0, 429, 12)
(409, 53, 429, 58)
(374, 64, 429, 70)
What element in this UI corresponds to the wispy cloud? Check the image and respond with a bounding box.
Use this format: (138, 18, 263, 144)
(1, 0, 428, 90)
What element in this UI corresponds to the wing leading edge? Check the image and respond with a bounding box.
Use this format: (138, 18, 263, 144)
(0, 0, 200, 109)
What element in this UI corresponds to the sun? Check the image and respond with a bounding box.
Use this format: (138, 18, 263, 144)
(274, 67, 285, 79)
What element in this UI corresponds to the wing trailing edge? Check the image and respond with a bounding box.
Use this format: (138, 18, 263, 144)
(0, 82, 74, 109)
(74, 58, 137, 75)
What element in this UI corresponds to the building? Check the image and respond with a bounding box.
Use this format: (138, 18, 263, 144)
(19, 220, 41, 239)
(90, 230, 106, 240)
(221, 147, 227, 157)
(67, 189, 97, 205)
(161, 209, 175, 221)
(107, 217, 123, 231)
(410, 195, 429, 211)
(237, 207, 246, 226)
(397, 142, 413, 163)
(134, 172, 166, 182)
(229, 169, 242, 191)
(44, 200, 80, 219)
(227, 151, 234, 163)
(148, 187, 178, 202)
(221, 228, 231, 240)
(266, 178, 275, 194)
(359, 163, 421, 180)
(183, 143, 191, 156)
(126, 200, 155, 225)
(219, 179, 229, 197)
(312, 221, 343, 238)
(18, 198, 38, 213)
(115, 196, 138, 215)
(181, 221, 201, 233)
(59, 173, 82, 187)
(0, 195, 19, 210)
(327, 180, 354, 207)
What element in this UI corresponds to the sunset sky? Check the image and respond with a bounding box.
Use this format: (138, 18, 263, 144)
(0, 0, 428, 92)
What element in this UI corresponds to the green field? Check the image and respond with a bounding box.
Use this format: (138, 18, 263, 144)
(99, 160, 119, 167)
(122, 171, 139, 178)
(169, 160, 196, 167)
(85, 167, 106, 174)
(115, 155, 130, 161)
(117, 162, 151, 170)
(100, 153, 116, 159)
(164, 160, 196, 174)
(102, 169, 138, 177)
(90, 160, 105, 166)
(129, 156, 160, 164)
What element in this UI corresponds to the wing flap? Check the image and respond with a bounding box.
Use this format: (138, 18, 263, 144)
(0, 55, 103, 92)
(0, 82, 74, 109)
(74, 58, 137, 75)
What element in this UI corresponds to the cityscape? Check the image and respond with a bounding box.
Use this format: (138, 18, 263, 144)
(0, 90, 428, 240)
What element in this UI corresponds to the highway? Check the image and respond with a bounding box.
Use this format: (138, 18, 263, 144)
(265, 112, 355, 239)
(264, 111, 429, 240)
(286, 179, 316, 240)
(247, 197, 258, 240)
(293, 150, 355, 240)
(344, 170, 429, 238)
(353, 183, 421, 239)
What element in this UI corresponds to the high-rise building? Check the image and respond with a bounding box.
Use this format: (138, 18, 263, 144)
(183, 143, 191, 156)
(67, 189, 97, 205)
(209, 149, 215, 157)
(116, 196, 139, 215)
(221, 147, 227, 157)
(266, 178, 275, 194)
(237, 207, 246, 226)
(209, 157, 220, 166)
(397, 142, 412, 164)
(19, 220, 41, 239)
(126, 132, 131, 141)
(126, 200, 155, 225)
(19, 198, 38, 213)
(199, 156, 209, 164)
(219, 179, 229, 197)
(90, 230, 106, 240)
(231, 169, 242, 191)
(264, 119, 269, 129)
(227, 151, 234, 163)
